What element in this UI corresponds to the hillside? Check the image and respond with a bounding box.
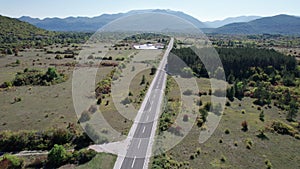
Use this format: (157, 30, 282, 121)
(212, 14, 300, 35)
(0, 15, 50, 39)
(18, 9, 207, 32)
(204, 16, 261, 28)
(0, 15, 92, 54)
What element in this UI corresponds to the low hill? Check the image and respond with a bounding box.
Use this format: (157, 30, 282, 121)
(212, 14, 300, 35)
(0, 15, 50, 38)
(0, 15, 91, 53)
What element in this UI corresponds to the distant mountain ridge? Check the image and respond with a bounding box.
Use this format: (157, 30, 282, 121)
(204, 16, 261, 28)
(17, 11, 300, 35)
(211, 14, 300, 35)
(19, 9, 207, 32)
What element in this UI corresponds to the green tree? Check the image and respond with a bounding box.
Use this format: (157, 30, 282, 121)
(199, 108, 208, 122)
(234, 81, 245, 100)
(48, 144, 68, 167)
(227, 86, 235, 101)
(45, 67, 59, 81)
(259, 111, 265, 122)
(150, 66, 157, 75)
(0, 154, 24, 168)
(286, 100, 298, 121)
(140, 75, 146, 85)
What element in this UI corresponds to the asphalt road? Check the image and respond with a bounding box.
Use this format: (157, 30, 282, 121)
(119, 38, 174, 169)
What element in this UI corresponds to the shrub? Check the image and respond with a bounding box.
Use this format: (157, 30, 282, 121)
(0, 81, 12, 88)
(196, 99, 203, 106)
(265, 159, 272, 169)
(0, 154, 24, 169)
(224, 129, 230, 134)
(245, 138, 253, 149)
(128, 91, 133, 96)
(55, 54, 63, 60)
(48, 144, 68, 167)
(96, 98, 102, 105)
(234, 141, 238, 147)
(225, 101, 231, 107)
(71, 149, 97, 164)
(269, 121, 297, 136)
(241, 120, 248, 131)
(220, 155, 226, 162)
(204, 102, 212, 111)
(150, 66, 157, 75)
(259, 111, 265, 122)
(190, 154, 195, 160)
(199, 108, 208, 122)
(140, 75, 146, 85)
(257, 129, 269, 140)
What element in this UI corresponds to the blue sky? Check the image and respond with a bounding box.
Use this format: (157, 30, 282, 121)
(0, 0, 299, 21)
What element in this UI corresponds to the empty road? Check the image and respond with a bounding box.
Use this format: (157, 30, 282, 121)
(117, 38, 174, 169)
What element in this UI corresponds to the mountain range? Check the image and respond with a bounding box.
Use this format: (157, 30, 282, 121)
(204, 16, 261, 28)
(211, 14, 300, 35)
(15, 9, 300, 35)
(19, 9, 206, 32)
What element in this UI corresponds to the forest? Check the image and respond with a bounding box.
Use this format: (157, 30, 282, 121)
(170, 47, 300, 121)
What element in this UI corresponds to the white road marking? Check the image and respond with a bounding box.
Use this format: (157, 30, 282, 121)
(142, 126, 146, 133)
(137, 139, 142, 149)
(146, 115, 149, 121)
(131, 156, 136, 168)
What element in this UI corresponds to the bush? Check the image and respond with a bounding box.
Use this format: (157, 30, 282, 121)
(245, 138, 253, 149)
(55, 54, 63, 60)
(71, 149, 97, 164)
(259, 111, 265, 122)
(224, 129, 230, 134)
(220, 155, 226, 162)
(190, 154, 195, 160)
(97, 98, 102, 105)
(196, 99, 203, 106)
(199, 108, 208, 122)
(241, 120, 248, 131)
(269, 121, 297, 137)
(265, 159, 272, 169)
(48, 144, 68, 167)
(0, 154, 24, 169)
(225, 101, 231, 107)
(204, 102, 212, 111)
(0, 81, 12, 88)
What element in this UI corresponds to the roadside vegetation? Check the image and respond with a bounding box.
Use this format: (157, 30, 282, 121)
(152, 44, 300, 168)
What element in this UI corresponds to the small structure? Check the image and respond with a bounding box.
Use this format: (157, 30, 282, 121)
(133, 43, 164, 50)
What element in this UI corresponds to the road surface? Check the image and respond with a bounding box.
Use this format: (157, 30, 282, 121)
(117, 38, 174, 169)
